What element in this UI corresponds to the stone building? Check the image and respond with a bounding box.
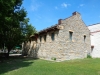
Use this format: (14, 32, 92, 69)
(22, 12, 91, 61)
(88, 23, 100, 58)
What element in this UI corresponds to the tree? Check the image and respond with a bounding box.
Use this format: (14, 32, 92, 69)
(0, 0, 37, 57)
(21, 18, 37, 41)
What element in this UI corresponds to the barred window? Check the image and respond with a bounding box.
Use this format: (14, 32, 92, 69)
(44, 35, 46, 42)
(51, 33, 55, 41)
(69, 31, 73, 41)
(84, 35, 86, 42)
(40, 36, 42, 42)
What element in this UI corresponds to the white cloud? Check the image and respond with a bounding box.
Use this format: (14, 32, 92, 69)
(55, 6, 58, 9)
(31, 4, 40, 11)
(37, 15, 42, 19)
(80, 4, 84, 7)
(61, 3, 71, 8)
(61, 3, 67, 8)
(30, 0, 41, 12)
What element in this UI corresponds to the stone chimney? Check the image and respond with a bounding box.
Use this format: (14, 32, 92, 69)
(72, 11, 81, 18)
(58, 19, 62, 25)
(72, 11, 81, 16)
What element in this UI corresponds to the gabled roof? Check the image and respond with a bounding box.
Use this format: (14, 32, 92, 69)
(30, 11, 81, 38)
(38, 24, 59, 34)
(88, 23, 100, 33)
(38, 11, 81, 34)
(88, 23, 100, 27)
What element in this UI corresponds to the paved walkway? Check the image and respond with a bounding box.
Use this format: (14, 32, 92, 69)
(9, 54, 22, 56)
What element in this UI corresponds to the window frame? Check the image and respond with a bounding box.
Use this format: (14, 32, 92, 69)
(51, 33, 55, 41)
(84, 35, 86, 42)
(69, 31, 73, 41)
(44, 35, 47, 42)
(39, 36, 42, 42)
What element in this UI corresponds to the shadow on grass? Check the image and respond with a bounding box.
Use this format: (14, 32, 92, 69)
(0, 55, 37, 75)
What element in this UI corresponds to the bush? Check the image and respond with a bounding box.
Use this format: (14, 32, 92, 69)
(87, 54, 92, 58)
(51, 57, 56, 60)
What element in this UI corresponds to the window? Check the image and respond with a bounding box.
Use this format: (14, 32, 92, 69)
(91, 45, 94, 52)
(84, 35, 86, 42)
(69, 31, 73, 41)
(39, 36, 42, 42)
(51, 33, 55, 41)
(44, 35, 46, 42)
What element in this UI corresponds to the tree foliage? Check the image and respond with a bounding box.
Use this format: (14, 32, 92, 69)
(0, 0, 37, 57)
(21, 18, 37, 41)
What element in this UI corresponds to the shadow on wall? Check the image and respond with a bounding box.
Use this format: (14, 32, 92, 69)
(22, 41, 40, 58)
(22, 41, 31, 56)
(22, 29, 60, 58)
(28, 42, 40, 58)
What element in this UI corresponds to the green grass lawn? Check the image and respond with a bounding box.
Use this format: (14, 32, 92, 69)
(0, 57, 100, 75)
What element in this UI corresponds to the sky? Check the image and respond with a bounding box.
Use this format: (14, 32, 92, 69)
(22, 0, 100, 31)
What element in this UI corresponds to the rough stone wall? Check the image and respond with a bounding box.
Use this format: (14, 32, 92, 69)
(27, 12, 91, 61)
(22, 41, 31, 56)
(57, 12, 91, 60)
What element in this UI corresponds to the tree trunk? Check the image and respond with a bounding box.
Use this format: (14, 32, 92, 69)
(6, 49, 11, 58)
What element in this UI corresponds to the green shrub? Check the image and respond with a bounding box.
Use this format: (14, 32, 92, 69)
(87, 54, 92, 58)
(51, 57, 56, 60)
